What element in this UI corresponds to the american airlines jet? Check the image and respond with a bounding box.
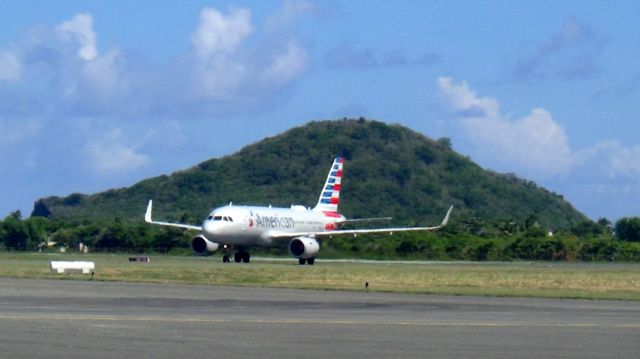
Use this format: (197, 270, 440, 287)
(145, 157, 453, 265)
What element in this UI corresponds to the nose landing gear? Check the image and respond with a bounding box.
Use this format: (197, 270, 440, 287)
(221, 245, 250, 264)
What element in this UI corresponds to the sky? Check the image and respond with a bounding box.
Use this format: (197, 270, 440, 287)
(1, 0, 639, 221)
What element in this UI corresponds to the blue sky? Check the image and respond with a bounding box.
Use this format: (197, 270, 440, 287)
(1, 0, 639, 221)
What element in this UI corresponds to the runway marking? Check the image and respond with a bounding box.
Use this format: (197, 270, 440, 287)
(0, 314, 639, 329)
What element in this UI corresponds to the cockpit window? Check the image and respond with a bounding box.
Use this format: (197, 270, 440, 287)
(207, 216, 213, 220)
(213, 216, 223, 221)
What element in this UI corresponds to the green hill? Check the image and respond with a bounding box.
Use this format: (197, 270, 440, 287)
(31, 119, 587, 229)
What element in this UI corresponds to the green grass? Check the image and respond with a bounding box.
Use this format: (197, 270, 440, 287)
(1, 252, 640, 301)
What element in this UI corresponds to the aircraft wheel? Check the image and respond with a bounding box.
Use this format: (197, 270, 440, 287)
(298, 258, 306, 265)
(242, 252, 250, 263)
(222, 255, 230, 263)
(307, 258, 315, 265)
(234, 252, 242, 263)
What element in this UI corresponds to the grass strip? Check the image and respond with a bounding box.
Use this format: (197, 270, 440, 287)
(0, 252, 639, 301)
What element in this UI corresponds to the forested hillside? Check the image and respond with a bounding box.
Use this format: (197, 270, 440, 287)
(32, 119, 587, 230)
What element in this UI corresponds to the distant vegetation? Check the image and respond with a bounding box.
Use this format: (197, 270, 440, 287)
(2, 209, 640, 261)
(2, 118, 636, 261)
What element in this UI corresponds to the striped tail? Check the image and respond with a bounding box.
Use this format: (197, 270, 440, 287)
(313, 157, 344, 213)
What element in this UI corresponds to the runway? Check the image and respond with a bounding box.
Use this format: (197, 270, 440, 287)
(0, 278, 638, 358)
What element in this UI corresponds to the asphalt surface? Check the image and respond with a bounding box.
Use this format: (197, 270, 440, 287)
(0, 278, 638, 358)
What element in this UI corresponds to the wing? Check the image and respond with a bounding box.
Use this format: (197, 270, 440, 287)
(336, 217, 392, 226)
(144, 200, 202, 231)
(270, 205, 453, 240)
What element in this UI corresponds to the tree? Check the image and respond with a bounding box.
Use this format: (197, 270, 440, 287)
(571, 220, 605, 237)
(9, 210, 22, 220)
(597, 218, 613, 233)
(436, 137, 452, 150)
(615, 218, 640, 242)
(1, 216, 30, 250)
(95, 220, 136, 251)
(24, 217, 50, 247)
(155, 228, 187, 253)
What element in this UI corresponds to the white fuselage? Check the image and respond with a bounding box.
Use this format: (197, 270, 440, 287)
(201, 205, 345, 247)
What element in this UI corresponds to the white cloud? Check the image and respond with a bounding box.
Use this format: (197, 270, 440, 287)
(436, 77, 498, 118)
(464, 108, 573, 175)
(609, 144, 640, 178)
(437, 77, 573, 177)
(80, 49, 129, 101)
(437, 76, 640, 219)
(86, 128, 148, 174)
(262, 39, 307, 85)
(577, 141, 640, 179)
(191, 7, 253, 61)
(0, 51, 21, 82)
(0, 12, 133, 117)
(0, 5, 309, 119)
(0, 4, 313, 215)
(181, 6, 308, 111)
(55, 13, 98, 61)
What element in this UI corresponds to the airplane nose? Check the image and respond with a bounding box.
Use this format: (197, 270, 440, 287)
(203, 221, 217, 237)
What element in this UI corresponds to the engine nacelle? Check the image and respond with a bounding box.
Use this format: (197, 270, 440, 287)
(191, 235, 219, 255)
(289, 237, 320, 259)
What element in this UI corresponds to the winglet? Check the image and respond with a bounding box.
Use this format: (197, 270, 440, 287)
(145, 200, 153, 223)
(441, 205, 453, 227)
(143, 200, 202, 231)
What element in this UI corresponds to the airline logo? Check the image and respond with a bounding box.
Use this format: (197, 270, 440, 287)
(319, 157, 343, 208)
(255, 213, 295, 229)
(313, 157, 345, 214)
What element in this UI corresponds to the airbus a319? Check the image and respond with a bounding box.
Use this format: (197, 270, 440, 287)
(145, 157, 453, 265)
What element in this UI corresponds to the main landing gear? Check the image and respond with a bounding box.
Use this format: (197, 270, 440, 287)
(222, 251, 250, 263)
(298, 258, 315, 265)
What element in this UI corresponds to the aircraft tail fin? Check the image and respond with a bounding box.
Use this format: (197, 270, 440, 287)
(313, 157, 344, 213)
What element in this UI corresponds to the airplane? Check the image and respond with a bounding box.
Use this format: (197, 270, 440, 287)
(145, 157, 453, 265)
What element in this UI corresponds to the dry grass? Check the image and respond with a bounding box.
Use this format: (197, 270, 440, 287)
(1, 252, 639, 301)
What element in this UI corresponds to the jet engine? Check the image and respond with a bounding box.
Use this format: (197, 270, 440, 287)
(289, 237, 320, 259)
(192, 235, 219, 255)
